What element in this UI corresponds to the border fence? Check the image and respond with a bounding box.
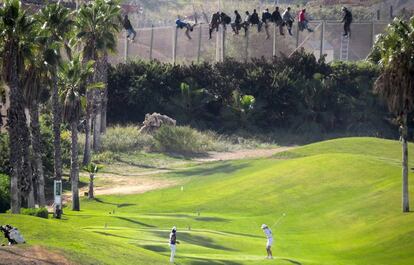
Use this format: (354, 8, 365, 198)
(112, 19, 389, 65)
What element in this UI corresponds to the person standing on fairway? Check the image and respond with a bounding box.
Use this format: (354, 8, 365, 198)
(261, 224, 273, 259)
(169, 226, 180, 263)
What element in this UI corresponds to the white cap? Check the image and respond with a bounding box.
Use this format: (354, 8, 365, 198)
(261, 224, 268, 229)
(172, 226, 177, 231)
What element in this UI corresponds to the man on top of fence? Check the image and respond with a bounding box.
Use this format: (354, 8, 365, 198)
(262, 8, 272, 39)
(342, 7, 353, 38)
(175, 17, 194, 40)
(231, 10, 242, 35)
(282, 7, 294, 36)
(272, 6, 285, 36)
(298, 9, 313, 32)
(209, 11, 221, 39)
(220, 12, 232, 31)
(250, 9, 262, 32)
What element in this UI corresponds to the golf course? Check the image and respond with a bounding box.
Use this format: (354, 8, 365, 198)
(1, 137, 413, 264)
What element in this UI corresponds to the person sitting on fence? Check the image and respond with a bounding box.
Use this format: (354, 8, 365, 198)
(123, 15, 136, 41)
(342, 7, 353, 38)
(231, 10, 243, 35)
(176, 17, 194, 40)
(209, 11, 221, 39)
(272, 6, 285, 36)
(262, 8, 272, 39)
(250, 9, 262, 32)
(298, 9, 313, 32)
(241, 11, 251, 36)
(220, 12, 232, 31)
(282, 7, 294, 36)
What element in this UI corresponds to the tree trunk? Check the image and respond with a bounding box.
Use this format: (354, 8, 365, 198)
(93, 90, 102, 152)
(83, 89, 92, 166)
(52, 69, 63, 214)
(100, 54, 109, 134)
(30, 103, 46, 207)
(71, 121, 80, 211)
(402, 113, 410, 213)
(88, 173, 94, 199)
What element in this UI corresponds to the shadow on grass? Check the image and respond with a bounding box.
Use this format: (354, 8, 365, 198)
(151, 231, 234, 251)
(141, 244, 168, 252)
(177, 163, 249, 177)
(221, 231, 262, 239)
(187, 257, 242, 265)
(116, 216, 156, 228)
(113, 156, 171, 170)
(94, 198, 136, 208)
(94, 231, 136, 240)
(194, 217, 229, 222)
(280, 258, 302, 265)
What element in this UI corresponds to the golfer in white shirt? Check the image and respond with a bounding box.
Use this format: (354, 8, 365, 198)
(261, 224, 273, 259)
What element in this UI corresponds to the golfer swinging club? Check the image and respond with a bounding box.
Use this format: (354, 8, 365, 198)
(169, 226, 180, 263)
(261, 224, 273, 259)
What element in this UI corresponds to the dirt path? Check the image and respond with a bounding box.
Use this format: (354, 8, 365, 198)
(194, 147, 294, 162)
(0, 246, 73, 265)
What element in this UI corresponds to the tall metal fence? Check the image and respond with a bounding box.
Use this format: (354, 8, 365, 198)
(110, 20, 390, 65)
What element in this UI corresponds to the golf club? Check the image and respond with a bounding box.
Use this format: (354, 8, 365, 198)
(271, 213, 286, 229)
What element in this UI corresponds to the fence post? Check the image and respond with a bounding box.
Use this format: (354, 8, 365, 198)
(376, 10, 380, 20)
(296, 23, 300, 49)
(319, 21, 324, 60)
(371, 20, 375, 48)
(272, 23, 277, 57)
(390, 5, 393, 20)
(124, 31, 129, 63)
(149, 25, 154, 60)
(197, 25, 202, 63)
(221, 27, 226, 61)
(172, 26, 178, 65)
(244, 29, 249, 63)
(215, 26, 220, 62)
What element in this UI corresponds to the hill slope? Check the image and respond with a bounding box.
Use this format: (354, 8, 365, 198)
(1, 137, 413, 265)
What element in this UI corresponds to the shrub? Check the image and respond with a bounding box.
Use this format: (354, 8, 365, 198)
(20, 207, 49, 219)
(101, 125, 156, 153)
(153, 125, 217, 154)
(92, 151, 121, 163)
(0, 174, 10, 213)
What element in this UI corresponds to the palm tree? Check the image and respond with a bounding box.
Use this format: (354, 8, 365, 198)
(0, 0, 36, 213)
(83, 163, 103, 199)
(75, 0, 121, 159)
(36, 3, 73, 203)
(371, 17, 414, 213)
(59, 53, 100, 211)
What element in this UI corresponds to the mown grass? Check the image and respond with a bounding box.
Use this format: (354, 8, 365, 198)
(1, 137, 413, 265)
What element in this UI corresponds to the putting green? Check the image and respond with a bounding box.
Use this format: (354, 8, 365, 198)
(1, 137, 413, 265)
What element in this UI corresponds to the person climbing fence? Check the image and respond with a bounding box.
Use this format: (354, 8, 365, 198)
(241, 10, 251, 36)
(220, 12, 232, 31)
(298, 9, 313, 32)
(250, 9, 262, 32)
(176, 17, 195, 40)
(123, 14, 136, 41)
(272, 6, 285, 36)
(231, 10, 242, 35)
(209, 11, 221, 39)
(262, 8, 272, 39)
(342, 7, 353, 38)
(282, 7, 294, 36)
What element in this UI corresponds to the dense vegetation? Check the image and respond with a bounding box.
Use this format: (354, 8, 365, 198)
(108, 51, 394, 137)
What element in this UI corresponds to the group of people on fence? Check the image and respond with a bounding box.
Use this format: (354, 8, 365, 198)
(123, 6, 353, 42)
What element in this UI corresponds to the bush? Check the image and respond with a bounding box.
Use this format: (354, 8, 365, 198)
(20, 207, 49, 219)
(101, 125, 156, 153)
(0, 174, 10, 213)
(153, 126, 217, 154)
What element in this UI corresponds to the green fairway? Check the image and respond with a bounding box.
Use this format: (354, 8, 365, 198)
(1, 137, 414, 265)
